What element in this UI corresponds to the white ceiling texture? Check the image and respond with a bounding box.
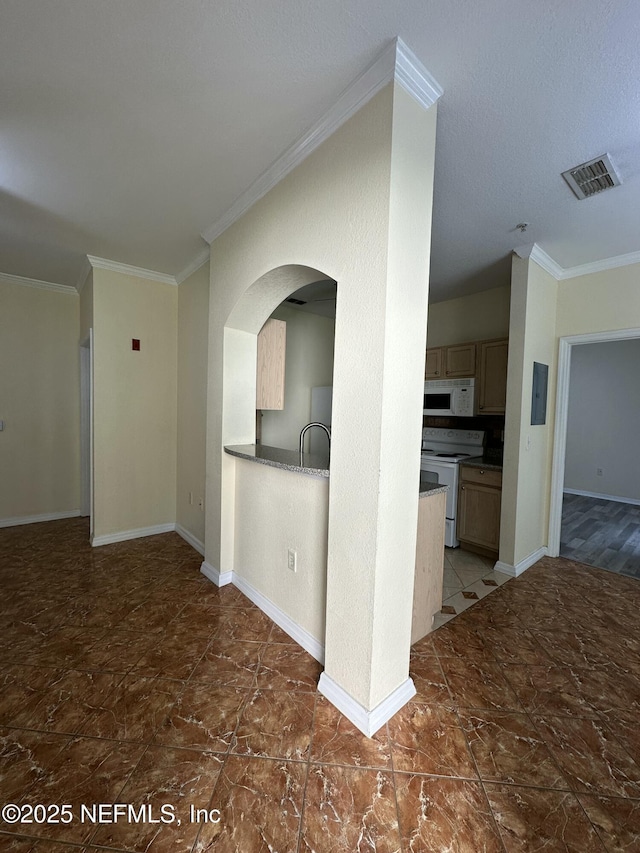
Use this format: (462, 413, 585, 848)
(1, 1, 639, 301)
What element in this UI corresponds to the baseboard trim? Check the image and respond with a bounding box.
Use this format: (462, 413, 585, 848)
(0, 510, 81, 529)
(232, 574, 325, 664)
(200, 560, 234, 587)
(175, 524, 205, 556)
(495, 546, 548, 577)
(564, 488, 640, 507)
(198, 564, 325, 663)
(318, 672, 416, 738)
(91, 523, 175, 547)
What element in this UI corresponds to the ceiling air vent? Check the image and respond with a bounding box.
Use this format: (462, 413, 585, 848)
(562, 154, 621, 200)
(286, 297, 306, 305)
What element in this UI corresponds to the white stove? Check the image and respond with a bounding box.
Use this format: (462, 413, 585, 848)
(420, 428, 485, 547)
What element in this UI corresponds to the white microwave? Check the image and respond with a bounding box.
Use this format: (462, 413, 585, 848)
(424, 378, 475, 417)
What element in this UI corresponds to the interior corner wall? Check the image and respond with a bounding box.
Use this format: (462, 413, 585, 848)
(92, 269, 178, 539)
(261, 304, 335, 451)
(501, 256, 558, 567)
(426, 285, 511, 347)
(0, 277, 80, 522)
(177, 261, 210, 547)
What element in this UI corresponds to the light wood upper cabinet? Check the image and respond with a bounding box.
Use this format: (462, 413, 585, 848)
(444, 343, 476, 378)
(256, 318, 286, 410)
(425, 342, 476, 380)
(477, 339, 509, 414)
(424, 337, 509, 416)
(425, 346, 443, 379)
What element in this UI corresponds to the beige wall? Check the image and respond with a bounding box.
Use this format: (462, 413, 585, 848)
(0, 277, 80, 521)
(556, 263, 640, 337)
(261, 304, 335, 451)
(234, 459, 328, 643)
(501, 259, 640, 570)
(501, 256, 558, 567)
(177, 261, 210, 547)
(92, 269, 177, 539)
(426, 285, 511, 347)
(206, 81, 438, 716)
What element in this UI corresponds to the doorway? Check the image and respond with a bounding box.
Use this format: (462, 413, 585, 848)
(549, 328, 640, 577)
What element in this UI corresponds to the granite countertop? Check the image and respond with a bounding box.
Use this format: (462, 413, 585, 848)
(224, 444, 330, 477)
(419, 476, 449, 498)
(462, 455, 503, 472)
(226, 444, 451, 495)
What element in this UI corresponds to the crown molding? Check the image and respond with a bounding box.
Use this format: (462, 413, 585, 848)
(202, 37, 442, 245)
(0, 270, 77, 295)
(175, 248, 210, 284)
(528, 244, 566, 279)
(87, 255, 178, 286)
(524, 243, 640, 281)
(75, 256, 92, 294)
(558, 248, 640, 280)
(395, 38, 443, 109)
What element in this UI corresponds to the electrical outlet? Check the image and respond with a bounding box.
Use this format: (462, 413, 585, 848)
(287, 548, 297, 573)
(596, 468, 603, 477)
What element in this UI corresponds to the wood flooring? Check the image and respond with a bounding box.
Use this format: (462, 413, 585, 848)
(561, 492, 640, 578)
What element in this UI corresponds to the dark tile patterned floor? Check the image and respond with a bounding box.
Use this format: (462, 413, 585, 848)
(1, 519, 640, 851)
(561, 492, 640, 577)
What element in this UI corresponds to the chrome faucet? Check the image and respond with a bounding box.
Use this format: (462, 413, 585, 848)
(299, 422, 331, 455)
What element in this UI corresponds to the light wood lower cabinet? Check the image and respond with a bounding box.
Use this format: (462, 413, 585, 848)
(412, 490, 446, 643)
(457, 465, 502, 556)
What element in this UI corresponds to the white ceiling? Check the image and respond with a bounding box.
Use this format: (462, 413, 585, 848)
(1, 1, 639, 300)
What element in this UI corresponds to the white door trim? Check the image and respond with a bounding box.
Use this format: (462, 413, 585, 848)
(548, 327, 640, 556)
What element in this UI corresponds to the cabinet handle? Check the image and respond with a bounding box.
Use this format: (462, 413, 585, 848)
(480, 470, 485, 474)
(479, 405, 484, 409)
(461, 486, 465, 490)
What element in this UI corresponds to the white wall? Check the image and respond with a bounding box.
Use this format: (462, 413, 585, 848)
(92, 269, 177, 540)
(177, 261, 210, 547)
(261, 304, 334, 451)
(426, 285, 510, 347)
(564, 338, 640, 501)
(0, 277, 80, 523)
